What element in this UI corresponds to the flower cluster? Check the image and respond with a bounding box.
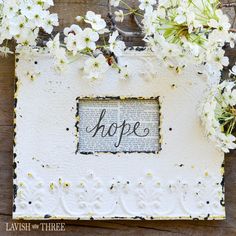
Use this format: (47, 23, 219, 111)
(0, 0, 58, 55)
(200, 80, 236, 153)
(142, 0, 234, 73)
(47, 11, 127, 79)
(230, 62, 236, 78)
(111, 0, 235, 75)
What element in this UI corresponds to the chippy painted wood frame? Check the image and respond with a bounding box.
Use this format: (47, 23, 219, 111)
(13, 47, 225, 220)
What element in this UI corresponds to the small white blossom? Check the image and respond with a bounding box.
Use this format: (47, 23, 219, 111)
(84, 11, 106, 32)
(108, 31, 126, 56)
(84, 54, 109, 79)
(64, 24, 82, 36)
(2, 1, 19, 18)
(63, 25, 82, 55)
(54, 50, 69, 72)
(47, 33, 61, 53)
(139, 0, 156, 11)
(228, 32, 236, 48)
(208, 10, 231, 32)
(223, 89, 236, 107)
(75, 16, 83, 22)
(207, 50, 229, 71)
(77, 28, 99, 51)
(110, 0, 121, 7)
(42, 13, 59, 34)
(64, 33, 80, 55)
(230, 64, 236, 76)
(47, 34, 68, 71)
(114, 10, 124, 22)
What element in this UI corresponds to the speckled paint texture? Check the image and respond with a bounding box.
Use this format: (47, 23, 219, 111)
(13, 48, 225, 220)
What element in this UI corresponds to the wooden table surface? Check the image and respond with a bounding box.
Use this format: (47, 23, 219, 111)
(0, 1, 236, 235)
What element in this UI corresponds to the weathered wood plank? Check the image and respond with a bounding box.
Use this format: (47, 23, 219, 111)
(0, 152, 13, 217)
(0, 90, 14, 127)
(0, 127, 13, 152)
(0, 56, 14, 82)
(0, 56, 14, 126)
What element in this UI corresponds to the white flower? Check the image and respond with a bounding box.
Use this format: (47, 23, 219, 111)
(84, 54, 109, 79)
(15, 28, 39, 46)
(182, 40, 200, 57)
(47, 33, 69, 72)
(108, 31, 126, 56)
(0, 19, 13, 43)
(175, 13, 187, 25)
(65, 33, 80, 55)
(20, 3, 36, 19)
(2, 0, 19, 18)
(9, 15, 28, 36)
(139, 0, 156, 11)
(207, 50, 229, 71)
(42, 13, 59, 34)
(221, 82, 236, 106)
(175, 7, 193, 25)
(223, 89, 236, 107)
(208, 10, 231, 32)
(84, 11, 106, 32)
(64, 24, 82, 36)
(230, 64, 236, 76)
(54, 49, 69, 72)
(142, 9, 160, 35)
(63, 25, 83, 55)
(40, 0, 54, 9)
(110, 0, 121, 7)
(114, 10, 124, 22)
(218, 133, 236, 153)
(31, 5, 48, 27)
(77, 28, 99, 51)
(47, 33, 61, 53)
(64, 25, 97, 53)
(228, 32, 236, 48)
(158, 0, 172, 7)
(75, 16, 83, 22)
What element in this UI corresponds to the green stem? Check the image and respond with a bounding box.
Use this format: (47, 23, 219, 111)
(120, 0, 133, 10)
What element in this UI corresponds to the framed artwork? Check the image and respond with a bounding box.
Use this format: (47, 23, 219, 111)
(13, 48, 225, 220)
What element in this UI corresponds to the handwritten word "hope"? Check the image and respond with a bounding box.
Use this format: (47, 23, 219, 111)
(86, 109, 150, 148)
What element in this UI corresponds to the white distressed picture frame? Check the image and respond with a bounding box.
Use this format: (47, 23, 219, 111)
(13, 48, 225, 220)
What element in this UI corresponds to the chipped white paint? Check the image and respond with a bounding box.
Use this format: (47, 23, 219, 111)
(14, 48, 225, 220)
